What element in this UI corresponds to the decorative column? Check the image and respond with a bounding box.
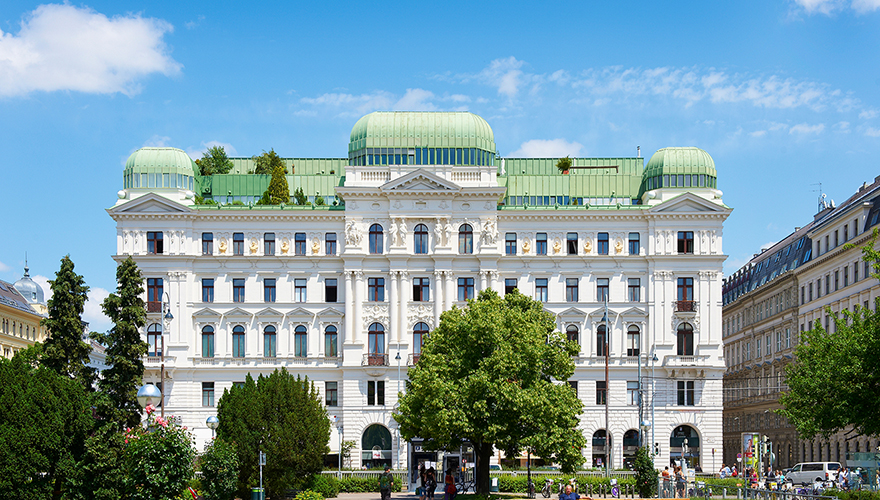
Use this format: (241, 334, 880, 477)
(445, 271, 454, 311)
(353, 271, 364, 344)
(398, 271, 408, 343)
(389, 271, 399, 346)
(433, 270, 443, 327)
(480, 270, 488, 293)
(344, 271, 353, 344)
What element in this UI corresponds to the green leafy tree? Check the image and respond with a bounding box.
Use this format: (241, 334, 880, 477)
(200, 439, 240, 500)
(778, 229, 880, 438)
(257, 161, 290, 205)
(124, 407, 196, 500)
(395, 289, 585, 495)
(632, 447, 658, 498)
(293, 187, 307, 205)
(0, 351, 92, 500)
(41, 255, 95, 388)
(556, 156, 572, 173)
(196, 146, 234, 176)
(314, 195, 325, 206)
(252, 149, 288, 175)
(217, 368, 330, 498)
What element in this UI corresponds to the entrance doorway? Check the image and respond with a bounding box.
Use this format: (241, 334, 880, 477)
(362, 424, 392, 469)
(670, 425, 700, 469)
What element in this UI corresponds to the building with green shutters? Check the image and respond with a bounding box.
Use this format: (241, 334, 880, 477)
(108, 111, 731, 477)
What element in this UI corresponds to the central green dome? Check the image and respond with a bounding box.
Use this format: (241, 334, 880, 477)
(349, 111, 496, 153)
(642, 147, 718, 191)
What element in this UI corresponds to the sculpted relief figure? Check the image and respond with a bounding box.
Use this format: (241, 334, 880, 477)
(434, 220, 443, 248)
(481, 218, 498, 245)
(345, 220, 362, 246)
(398, 219, 408, 246)
(218, 238, 228, 254)
(522, 237, 531, 254)
(553, 238, 563, 254)
(280, 238, 290, 254)
(444, 221, 453, 246)
(583, 239, 592, 254)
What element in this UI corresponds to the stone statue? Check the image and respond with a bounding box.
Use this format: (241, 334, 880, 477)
(444, 221, 453, 246)
(398, 219, 408, 246)
(482, 218, 498, 244)
(434, 221, 443, 248)
(345, 220, 362, 246)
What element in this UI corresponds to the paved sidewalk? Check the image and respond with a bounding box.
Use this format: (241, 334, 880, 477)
(335, 493, 421, 500)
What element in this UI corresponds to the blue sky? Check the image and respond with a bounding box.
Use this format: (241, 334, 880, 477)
(1, 0, 879, 332)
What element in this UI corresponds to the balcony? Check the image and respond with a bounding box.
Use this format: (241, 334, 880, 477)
(147, 301, 162, 313)
(408, 353, 421, 366)
(674, 300, 697, 313)
(664, 355, 710, 367)
(362, 353, 388, 367)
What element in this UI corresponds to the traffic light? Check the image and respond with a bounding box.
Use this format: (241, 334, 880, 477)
(653, 443, 661, 456)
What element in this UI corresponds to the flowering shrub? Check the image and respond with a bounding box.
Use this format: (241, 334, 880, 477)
(200, 438, 239, 500)
(124, 405, 196, 500)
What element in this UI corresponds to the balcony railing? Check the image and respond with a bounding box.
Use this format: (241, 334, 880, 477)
(362, 353, 388, 366)
(674, 300, 697, 313)
(147, 301, 162, 313)
(408, 353, 421, 366)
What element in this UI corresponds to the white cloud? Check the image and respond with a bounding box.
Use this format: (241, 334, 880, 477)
(859, 108, 879, 119)
(393, 88, 437, 111)
(185, 15, 205, 29)
(789, 123, 825, 134)
(0, 4, 181, 97)
(143, 135, 173, 148)
(750, 130, 767, 137)
(865, 127, 880, 137)
(793, 0, 846, 14)
(186, 141, 237, 160)
(852, 0, 880, 12)
(834, 121, 851, 132)
(508, 138, 584, 158)
(478, 56, 525, 98)
(299, 88, 471, 116)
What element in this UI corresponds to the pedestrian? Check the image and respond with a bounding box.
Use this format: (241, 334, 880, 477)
(419, 464, 427, 500)
(559, 484, 580, 500)
(379, 465, 395, 500)
(732, 465, 738, 477)
(662, 466, 672, 497)
(444, 469, 457, 500)
(425, 468, 437, 500)
(675, 466, 686, 498)
(719, 464, 727, 479)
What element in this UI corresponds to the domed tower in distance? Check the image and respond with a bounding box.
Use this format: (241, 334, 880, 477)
(13, 260, 47, 315)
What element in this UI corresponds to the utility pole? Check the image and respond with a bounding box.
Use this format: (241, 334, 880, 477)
(603, 296, 610, 477)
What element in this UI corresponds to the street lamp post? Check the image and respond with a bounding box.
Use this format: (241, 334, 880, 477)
(651, 350, 658, 463)
(602, 296, 610, 477)
(207, 415, 219, 439)
(395, 350, 401, 471)
(137, 383, 162, 410)
(161, 291, 173, 419)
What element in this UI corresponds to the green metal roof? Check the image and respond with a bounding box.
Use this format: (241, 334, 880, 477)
(643, 147, 716, 179)
(499, 157, 644, 199)
(198, 173, 344, 199)
(223, 157, 348, 175)
(124, 147, 198, 176)
(348, 112, 496, 153)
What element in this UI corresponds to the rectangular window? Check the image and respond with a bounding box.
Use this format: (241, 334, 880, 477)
(844, 266, 849, 287)
(598, 232, 609, 255)
(368, 278, 385, 302)
(866, 261, 871, 281)
(294, 329, 307, 357)
(295, 279, 307, 302)
(505, 233, 516, 255)
(295, 233, 306, 255)
(536, 278, 548, 302)
(202, 382, 215, 407)
(264, 278, 276, 303)
(567, 233, 578, 255)
(628, 278, 640, 302)
(757, 336, 762, 357)
(627, 381, 639, 405)
(596, 381, 607, 405)
(233, 331, 246, 358)
(801, 286, 805, 305)
(458, 277, 475, 301)
(325, 381, 338, 407)
(325, 233, 337, 255)
(264, 330, 277, 357)
(233, 233, 244, 255)
(776, 331, 782, 353)
(835, 270, 839, 291)
(264, 233, 275, 255)
(325, 279, 337, 302)
(568, 380, 578, 398)
(536, 233, 547, 255)
(677, 380, 695, 406)
(766, 335, 771, 356)
(597, 278, 609, 302)
(202, 232, 213, 255)
(146, 277, 163, 312)
(367, 381, 386, 406)
(844, 225, 849, 242)
(627, 329, 639, 356)
(147, 231, 163, 254)
(677, 231, 694, 254)
(786, 328, 791, 348)
(566, 278, 578, 302)
(677, 277, 694, 301)
(413, 278, 430, 301)
(202, 330, 214, 358)
(825, 275, 830, 295)
(233, 278, 245, 303)
(809, 282, 813, 301)
(202, 278, 214, 303)
(855, 262, 859, 282)
(834, 230, 839, 248)
(629, 232, 640, 255)
(505, 278, 517, 295)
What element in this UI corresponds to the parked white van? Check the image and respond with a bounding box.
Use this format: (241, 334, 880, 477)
(785, 462, 841, 485)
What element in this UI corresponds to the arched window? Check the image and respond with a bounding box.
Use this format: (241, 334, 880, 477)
(147, 323, 162, 356)
(294, 325, 308, 357)
(677, 323, 694, 356)
(367, 323, 385, 365)
(369, 224, 384, 254)
(325, 325, 338, 357)
(566, 324, 579, 345)
(459, 224, 473, 254)
(414, 224, 429, 254)
(627, 325, 640, 356)
(202, 325, 215, 358)
(596, 324, 607, 357)
(232, 325, 245, 358)
(591, 429, 607, 467)
(413, 322, 430, 361)
(362, 424, 392, 468)
(264, 325, 277, 358)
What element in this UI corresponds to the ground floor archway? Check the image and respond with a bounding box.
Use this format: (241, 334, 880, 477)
(670, 425, 700, 469)
(362, 423, 392, 469)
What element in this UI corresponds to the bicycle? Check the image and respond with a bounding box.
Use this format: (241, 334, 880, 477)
(527, 479, 536, 499)
(610, 479, 620, 499)
(541, 478, 555, 498)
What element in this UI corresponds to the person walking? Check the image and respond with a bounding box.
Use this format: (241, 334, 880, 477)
(379, 465, 395, 500)
(418, 464, 427, 500)
(425, 468, 437, 500)
(674, 466, 685, 499)
(661, 466, 672, 498)
(444, 469, 457, 500)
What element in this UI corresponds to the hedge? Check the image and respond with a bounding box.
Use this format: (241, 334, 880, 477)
(496, 475, 636, 494)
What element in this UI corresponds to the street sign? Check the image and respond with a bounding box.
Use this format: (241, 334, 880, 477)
(259, 451, 266, 466)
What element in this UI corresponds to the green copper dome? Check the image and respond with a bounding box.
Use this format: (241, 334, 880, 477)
(350, 111, 496, 151)
(123, 147, 197, 191)
(642, 147, 717, 191)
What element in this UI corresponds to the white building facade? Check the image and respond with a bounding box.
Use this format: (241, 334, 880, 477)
(108, 112, 730, 472)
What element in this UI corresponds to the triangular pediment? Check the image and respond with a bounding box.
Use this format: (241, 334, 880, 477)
(192, 307, 222, 318)
(649, 192, 729, 214)
(316, 306, 344, 319)
(380, 169, 461, 193)
(619, 306, 647, 318)
(254, 307, 284, 319)
(110, 193, 192, 214)
(286, 307, 314, 322)
(557, 307, 588, 319)
(223, 307, 252, 320)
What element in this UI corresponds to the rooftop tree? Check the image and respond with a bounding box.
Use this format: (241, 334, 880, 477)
(196, 146, 234, 176)
(253, 149, 288, 175)
(395, 289, 585, 495)
(257, 160, 290, 205)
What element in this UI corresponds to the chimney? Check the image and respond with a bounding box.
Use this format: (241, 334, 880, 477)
(637, 146, 641, 158)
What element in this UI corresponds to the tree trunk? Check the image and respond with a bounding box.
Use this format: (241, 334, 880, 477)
(475, 442, 493, 495)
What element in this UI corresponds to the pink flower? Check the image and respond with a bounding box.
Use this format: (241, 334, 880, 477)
(145, 404, 155, 415)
